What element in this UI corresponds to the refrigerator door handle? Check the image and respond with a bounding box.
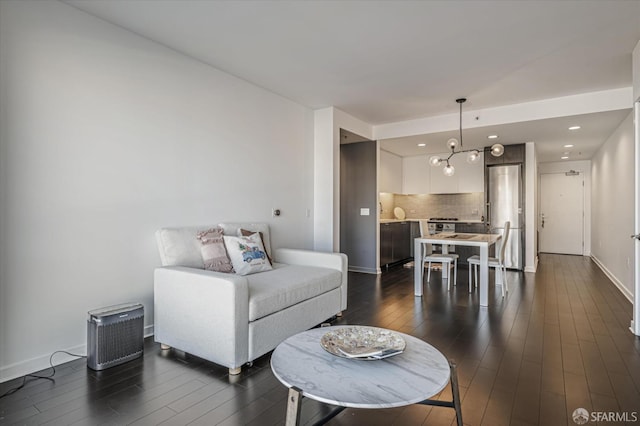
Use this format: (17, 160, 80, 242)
(486, 202, 491, 231)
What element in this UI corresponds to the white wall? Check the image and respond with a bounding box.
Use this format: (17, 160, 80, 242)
(0, 0, 314, 381)
(633, 40, 640, 101)
(524, 142, 538, 272)
(313, 107, 373, 252)
(591, 112, 635, 301)
(538, 160, 592, 256)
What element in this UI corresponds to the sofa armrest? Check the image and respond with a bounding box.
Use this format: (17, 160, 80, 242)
(154, 266, 249, 369)
(274, 248, 348, 311)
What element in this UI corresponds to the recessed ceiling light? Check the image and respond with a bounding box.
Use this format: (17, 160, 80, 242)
(418, 143, 426, 147)
(561, 156, 569, 160)
(564, 144, 574, 148)
(487, 135, 499, 139)
(568, 126, 581, 130)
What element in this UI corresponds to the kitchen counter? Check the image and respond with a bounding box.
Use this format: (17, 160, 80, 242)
(380, 218, 483, 224)
(380, 219, 486, 268)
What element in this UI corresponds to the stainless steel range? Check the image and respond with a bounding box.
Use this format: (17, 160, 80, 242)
(427, 218, 457, 235)
(426, 218, 457, 254)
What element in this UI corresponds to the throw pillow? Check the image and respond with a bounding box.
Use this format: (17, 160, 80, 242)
(223, 234, 273, 276)
(239, 229, 273, 264)
(196, 228, 234, 273)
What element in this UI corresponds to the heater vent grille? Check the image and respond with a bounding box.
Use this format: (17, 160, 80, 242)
(87, 303, 144, 371)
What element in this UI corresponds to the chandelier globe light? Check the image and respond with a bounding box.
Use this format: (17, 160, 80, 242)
(429, 98, 504, 176)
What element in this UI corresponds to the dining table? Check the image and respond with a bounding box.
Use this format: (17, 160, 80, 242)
(414, 232, 502, 306)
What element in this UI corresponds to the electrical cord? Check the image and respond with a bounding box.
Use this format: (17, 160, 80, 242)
(0, 350, 86, 399)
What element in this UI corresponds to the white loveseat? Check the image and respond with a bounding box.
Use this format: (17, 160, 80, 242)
(154, 222, 347, 375)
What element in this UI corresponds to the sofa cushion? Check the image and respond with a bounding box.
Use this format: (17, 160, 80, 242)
(246, 263, 342, 321)
(239, 229, 273, 264)
(219, 223, 272, 259)
(156, 226, 215, 268)
(156, 223, 270, 268)
(224, 234, 273, 276)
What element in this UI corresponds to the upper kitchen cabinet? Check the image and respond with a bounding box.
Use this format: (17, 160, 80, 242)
(379, 149, 403, 193)
(456, 150, 484, 192)
(429, 152, 457, 194)
(402, 156, 430, 194)
(429, 151, 484, 194)
(484, 144, 524, 165)
(386, 150, 485, 195)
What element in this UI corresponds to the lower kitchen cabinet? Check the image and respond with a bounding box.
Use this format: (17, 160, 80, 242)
(380, 223, 393, 266)
(455, 223, 487, 265)
(380, 222, 412, 267)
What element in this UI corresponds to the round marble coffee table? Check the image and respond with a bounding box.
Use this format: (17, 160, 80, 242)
(270, 326, 462, 425)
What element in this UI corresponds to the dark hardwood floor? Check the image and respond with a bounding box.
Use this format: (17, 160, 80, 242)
(2, 254, 639, 425)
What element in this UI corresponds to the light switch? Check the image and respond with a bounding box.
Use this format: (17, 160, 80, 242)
(360, 208, 370, 216)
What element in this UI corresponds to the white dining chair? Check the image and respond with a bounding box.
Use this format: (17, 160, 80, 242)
(467, 221, 510, 297)
(419, 221, 459, 290)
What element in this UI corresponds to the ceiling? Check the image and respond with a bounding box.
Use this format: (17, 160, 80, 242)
(64, 0, 639, 163)
(379, 109, 632, 160)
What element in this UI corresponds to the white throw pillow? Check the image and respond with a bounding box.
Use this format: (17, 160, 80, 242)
(223, 234, 273, 276)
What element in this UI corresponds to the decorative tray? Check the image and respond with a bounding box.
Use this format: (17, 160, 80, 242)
(320, 326, 406, 360)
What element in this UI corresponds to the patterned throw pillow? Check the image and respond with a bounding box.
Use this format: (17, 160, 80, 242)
(239, 229, 273, 264)
(223, 233, 273, 276)
(196, 228, 234, 273)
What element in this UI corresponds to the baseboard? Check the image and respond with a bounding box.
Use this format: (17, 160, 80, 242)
(0, 342, 87, 384)
(524, 256, 538, 273)
(590, 255, 633, 303)
(0, 325, 155, 383)
(348, 265, 378, 274)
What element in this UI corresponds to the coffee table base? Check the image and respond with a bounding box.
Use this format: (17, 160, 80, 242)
(284, 361, 463, 426)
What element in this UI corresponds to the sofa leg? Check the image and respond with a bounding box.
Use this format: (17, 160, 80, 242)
(336, 311, 343, 317)
(229, 367, 242, 375)
(160, 344, 171, 350)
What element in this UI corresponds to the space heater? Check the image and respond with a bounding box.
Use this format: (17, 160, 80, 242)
(87, 303, 144, 371)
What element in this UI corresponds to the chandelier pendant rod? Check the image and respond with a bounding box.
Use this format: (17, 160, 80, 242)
(457, 97, 464, 150)
(429, 97, 504, 176)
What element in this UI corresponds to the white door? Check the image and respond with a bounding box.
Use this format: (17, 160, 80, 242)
(539, 172, 584, 255)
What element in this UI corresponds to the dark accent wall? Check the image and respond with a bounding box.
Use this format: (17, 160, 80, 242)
(340, 140, 377, 273)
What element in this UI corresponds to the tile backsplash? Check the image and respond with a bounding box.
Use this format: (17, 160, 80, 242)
(380, 192, 484, 221)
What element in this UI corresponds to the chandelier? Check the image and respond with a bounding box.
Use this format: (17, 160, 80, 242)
(429, 98, 504, 176)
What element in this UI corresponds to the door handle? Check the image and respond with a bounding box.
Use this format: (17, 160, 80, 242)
(541, 213, 545, 229)
(631, 234, 640, 240)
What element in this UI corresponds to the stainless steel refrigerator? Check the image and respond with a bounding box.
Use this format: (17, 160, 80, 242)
(487, 164, 523, 270)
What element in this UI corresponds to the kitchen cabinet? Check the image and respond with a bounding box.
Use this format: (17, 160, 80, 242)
(429, 153, 457, 194)
(380, 221, 411, 267)
(380, 223, 393, 266)
(429, 151, 484, 194)
(456, 151, 484, 192)
(402, 156, 431, 194)
(455, 222, 487, 265)
(393, 151, 485, 195)
(410, 221, 420, 257)
(484, 144, 524, 165)
(379, 150, 403, 193)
